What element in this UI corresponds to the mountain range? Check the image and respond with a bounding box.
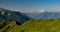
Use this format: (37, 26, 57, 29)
(0, 8, 31, 24)
(0, 8, 60, 32)
(24, 12, 60, 19)
(0, 8, 60, 23)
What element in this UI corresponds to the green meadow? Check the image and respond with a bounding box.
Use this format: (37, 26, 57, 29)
(0, 18, 60, 32)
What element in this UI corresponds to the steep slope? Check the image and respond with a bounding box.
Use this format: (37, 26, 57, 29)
(0, 8, 31, 24)
(0, 19, 17, 32)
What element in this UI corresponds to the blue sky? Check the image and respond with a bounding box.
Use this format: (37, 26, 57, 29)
(0, 0, 60, 13)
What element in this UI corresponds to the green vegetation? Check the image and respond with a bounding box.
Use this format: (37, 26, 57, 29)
(0, 18, 60, 32)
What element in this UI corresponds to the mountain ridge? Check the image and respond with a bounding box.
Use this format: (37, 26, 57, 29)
(0, 8, 31, 24)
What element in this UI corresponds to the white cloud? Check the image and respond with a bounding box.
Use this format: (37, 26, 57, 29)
(13, 8, 45, 13)
(14, 10, 20, 11)
(36, 9, 45, 13)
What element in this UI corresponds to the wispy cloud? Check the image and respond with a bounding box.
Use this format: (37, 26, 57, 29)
(36, 9, 45, 13)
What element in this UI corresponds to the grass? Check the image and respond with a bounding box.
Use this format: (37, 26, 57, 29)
(0, 18, 60, 32)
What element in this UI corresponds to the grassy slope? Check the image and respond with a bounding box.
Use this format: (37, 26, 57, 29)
(18, 18, 60, 32)
(0, 18, 60, 32)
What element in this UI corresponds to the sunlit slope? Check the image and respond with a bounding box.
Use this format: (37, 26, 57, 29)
(8, 18, 60, 32)
(18, 18, 60, 32)
(0, 18, 60, 32)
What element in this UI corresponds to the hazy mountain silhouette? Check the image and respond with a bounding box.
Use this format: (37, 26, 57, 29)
(24, 12, 60, 19)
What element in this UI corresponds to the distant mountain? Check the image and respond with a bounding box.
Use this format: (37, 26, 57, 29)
(0, 8, 31, 24)
(23, 12, 60, 19)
